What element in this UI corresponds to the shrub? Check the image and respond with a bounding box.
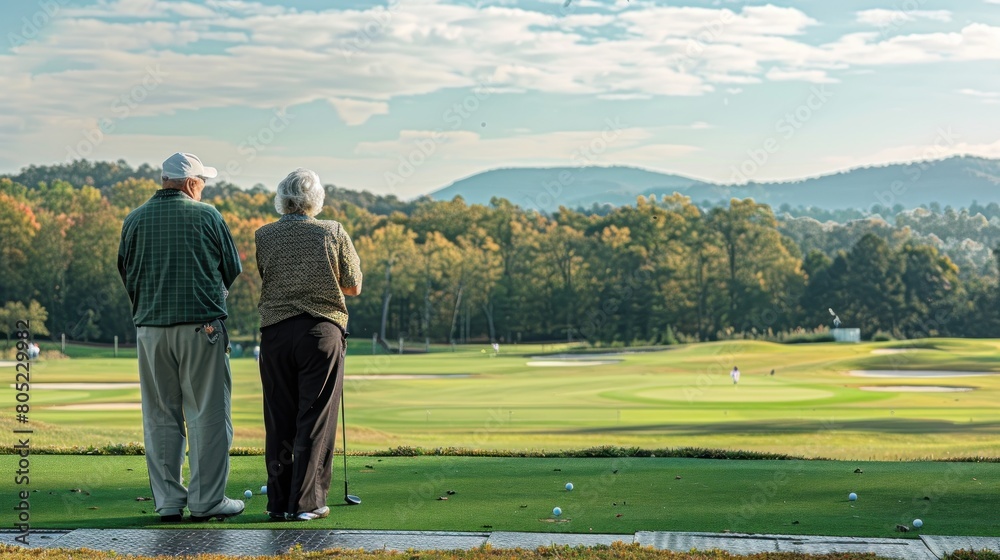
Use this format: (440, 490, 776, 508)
(871, 330, 896, 342)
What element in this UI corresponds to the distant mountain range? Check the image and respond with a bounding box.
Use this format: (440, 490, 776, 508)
(427, 156, 1000, 212)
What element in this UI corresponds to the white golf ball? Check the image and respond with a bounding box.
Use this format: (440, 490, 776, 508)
(913, 519, 923, 528)
(260, 485, 268, 495)
(848, 492, 857, 501)
(244, 490, 253, 499)
(565, 482, 574, 491)
(552, 506, 562, 516)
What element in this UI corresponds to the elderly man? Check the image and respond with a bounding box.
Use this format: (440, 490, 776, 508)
(118, 152, 244, 522)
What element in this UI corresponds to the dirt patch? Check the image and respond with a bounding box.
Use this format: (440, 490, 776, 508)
(47, 402, 142, 411)
(849, 370, 998, 378)
(858, 385, 975, 392)
(527, 360, 621, 367)
(19, 382, 140, 390)
(345, 374, 472, 380)
(531, 353, 631, 360)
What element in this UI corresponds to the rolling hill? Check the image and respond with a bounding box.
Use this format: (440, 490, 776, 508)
(428, 156, 1000, 212)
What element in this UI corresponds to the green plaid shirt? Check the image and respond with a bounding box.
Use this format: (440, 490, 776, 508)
(118, 189, 243, 327)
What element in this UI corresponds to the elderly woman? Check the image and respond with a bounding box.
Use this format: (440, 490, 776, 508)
(255, 168, 362, 521)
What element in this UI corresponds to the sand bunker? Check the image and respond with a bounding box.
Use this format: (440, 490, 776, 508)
(530, 353, 630, 360)
(527, 353, 625, 366)
(18, 382, 141, 390)
(849, 370, 998, 378)
(0, 361, 17, 367)
(859, 385, 974, 393)
(47, 402, 143, 411)
(527, 360, 621, 367)
(345, 374, 472, 380)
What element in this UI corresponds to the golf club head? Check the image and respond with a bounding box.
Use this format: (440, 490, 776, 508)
(345, 494, 361, 505)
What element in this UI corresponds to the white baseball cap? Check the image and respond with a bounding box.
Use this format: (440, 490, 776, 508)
(161, 152, 218, 180)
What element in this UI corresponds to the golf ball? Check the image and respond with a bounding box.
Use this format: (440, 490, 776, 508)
(260, 485, 268, 495)
(553, 507, 562, 516)
(913, 519, 923, 528)
(848, 492, 857, 501)
(565, 482, 574, 491)
(244, 490, 253, 499)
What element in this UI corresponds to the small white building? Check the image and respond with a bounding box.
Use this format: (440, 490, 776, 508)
(833, 328, 861, 343)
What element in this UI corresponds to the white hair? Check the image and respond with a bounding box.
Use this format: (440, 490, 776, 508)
(275, 168, 325, 216)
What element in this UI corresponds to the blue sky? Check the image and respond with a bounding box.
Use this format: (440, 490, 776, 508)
(1, 0, 998, 198)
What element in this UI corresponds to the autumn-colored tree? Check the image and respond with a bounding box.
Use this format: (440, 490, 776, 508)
(109, 177, 159, 210)
(355, 223, 419, 344)
(225, 213, 267, 342)
(0, 300, 49, 347)
(0, 192, 41, 303)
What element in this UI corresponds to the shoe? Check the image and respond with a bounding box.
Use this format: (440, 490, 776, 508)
(291, 506, 330, 521)
(190, 497, 245, 522)
(159, 510, 184, 523)
(266, 511, 289, 521)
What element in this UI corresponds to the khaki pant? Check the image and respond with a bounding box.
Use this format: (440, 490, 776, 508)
(137, 320, 233, 515)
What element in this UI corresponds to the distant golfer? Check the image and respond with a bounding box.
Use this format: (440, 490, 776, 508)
(117, 152, 244, 522)
(731, 366, 741, 385)
(255, 168, 362, 521)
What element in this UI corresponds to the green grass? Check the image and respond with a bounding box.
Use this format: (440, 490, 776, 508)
(5, 337, 999, 554)
(6, 339, 1000, 459)
(11, 455, 999, 537)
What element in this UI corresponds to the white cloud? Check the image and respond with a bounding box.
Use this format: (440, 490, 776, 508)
(958, 88, 1000, 98)
(354, 126, 670, 171)
(820, 138, 1000, 173)
(597, 93, 654, 100)
(617, 143, 702, 161)
(823, 24, 1000, 65)
(2, 0, 999, 193)
(765, 68, 838, 83)
(7, 0, 994, 129)
(958, 88, 1000, 104)
(662, 121, 714, 130)
(64, 0, 221, 19)
(856, 9, 952, 27)
(327, 98, 390, 126)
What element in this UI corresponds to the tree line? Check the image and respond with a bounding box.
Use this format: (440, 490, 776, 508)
(2, 161, 999, 347)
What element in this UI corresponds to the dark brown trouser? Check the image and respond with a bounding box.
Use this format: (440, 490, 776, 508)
(259, 315, 345, 515)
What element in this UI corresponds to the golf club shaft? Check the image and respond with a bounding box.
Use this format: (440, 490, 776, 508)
(341, 379, 349, 500)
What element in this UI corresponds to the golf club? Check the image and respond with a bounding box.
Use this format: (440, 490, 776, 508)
(341, 384, 361, 506)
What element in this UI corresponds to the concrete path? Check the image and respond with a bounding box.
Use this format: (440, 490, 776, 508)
(2, 529, 999, 558)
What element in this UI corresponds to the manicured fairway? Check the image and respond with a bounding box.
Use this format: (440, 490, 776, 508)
(8, 455, 999, 537)
(5, 338, 1000, 459)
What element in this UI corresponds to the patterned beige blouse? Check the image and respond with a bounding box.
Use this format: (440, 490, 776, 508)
(255, 214, 362, 330)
